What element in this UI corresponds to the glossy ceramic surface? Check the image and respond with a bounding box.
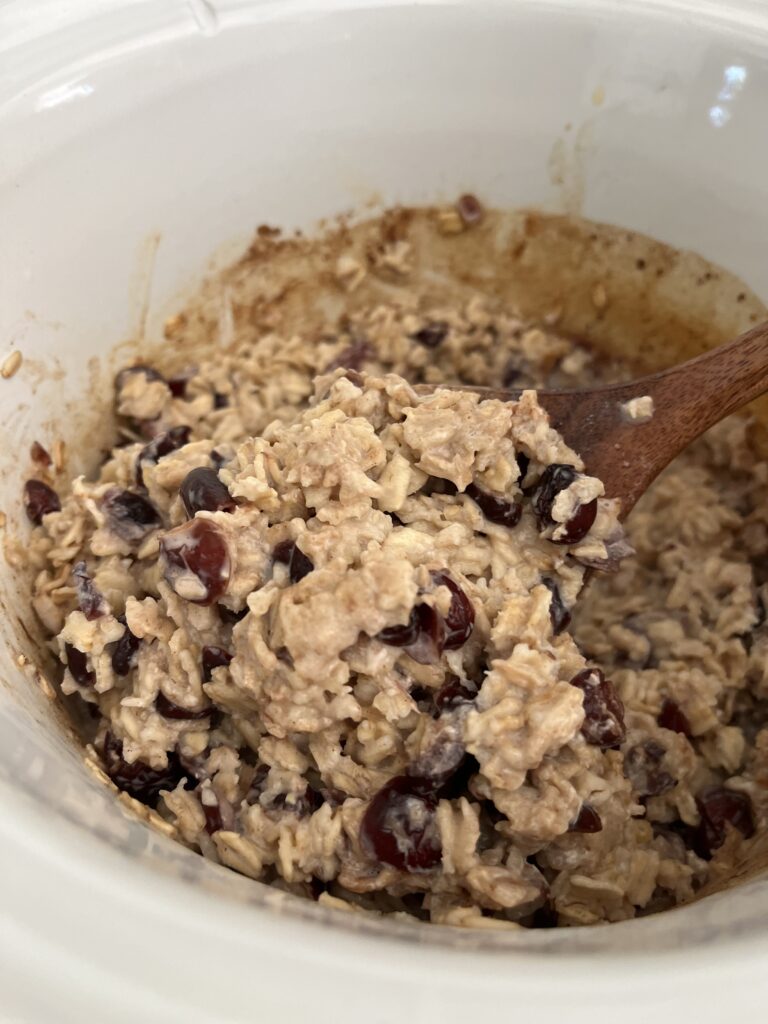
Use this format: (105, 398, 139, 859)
(2, 1, 768, 1020)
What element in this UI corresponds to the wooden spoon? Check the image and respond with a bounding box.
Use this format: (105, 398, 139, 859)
(422, 319, 768, 518)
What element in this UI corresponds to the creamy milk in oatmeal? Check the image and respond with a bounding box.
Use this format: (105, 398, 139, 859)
(23, 201, 768, 928)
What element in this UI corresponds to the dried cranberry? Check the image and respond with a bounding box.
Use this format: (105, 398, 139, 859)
(201, 645, 233, 683)
(168, 373, 192, 398)
(156, 692, 214, 720)
(325, 338, 374, 371)
(72, 561, 109, 620)
(217, 604, 248, 625)
(161, 518, 231, 605)
(405, 604, 446, 664)
(433, 675, 478, 714)
(569, 803, 603, 833)
(534, 464, 577, 522)
(624, 741, 675, 797)
(557, 500, 598, 545)
(378, 607, 422, 647)
(103, 488, 162, 544)
(570, 668, 626, 749)
(136, 425, 191, 486)
(102, 733, 191, 809)
(30, 441, 52, 466)
(65, 643, 94, 686)
(466, 483, 522, 528)
(432, 570, 475, 650)
(542, 578, 571, 635)
(24, 479, 61, 524)
(115, 364, 165, 394)
(533, 464, 597, 544)
(456, 193, 484, 226)
(180, 467, 236, 517)
(410, 322, 448, 348)
(203, 799, 224, 834)
(111, 619, 140, 677)
(658, 698, 692, 737)
(360, 776, 442, 872)
(272, 539, 314, 583)
(694, 787, 755, 859)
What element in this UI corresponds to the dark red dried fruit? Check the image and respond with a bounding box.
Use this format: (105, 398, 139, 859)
(466, 483, 522, 528)
(360, 776, 442, 872)
(161, 518, 231, 605)
(456, 193, 484, 226)
(569, 803, 603, 833)
(115, 364, 165, 395)
(102, 733, 192, 809)
(111, 619, 141, 677)
(432, 570, 475, 650)
(167, 373, 192, 398)
(272, 539, 314, 583)
(103, 488, 162, 545)
(378, 607, 422, 647)
(30, 441, 52, 466)
(24, 479, 61, 524)
(156, 692, 214, 720)
(694, 787, 755, 859)
(433, 675, 478, 714)
(533, 464, 597, 544)
(556, 499, 598, 545)
(202, 799, 224, 834)
(72, 561, 109, 620)
(534, 464, 577, 522)
(410, 322, 449, 348)
(136, 425, 191, 486)
(217, 603, 248, 626)
(378, 573, 473, 661)
(658, 698, 692, 737)
(624, 740, 675, 797)
(404, 604, 446, 664)
(65, 643, 94, 686)
(325, 338, 374, 372)
(180, 467, 236, 517)
(201, 645, 233, 683)
(542, 578, 571, 635)
(570, 668, 626, 749)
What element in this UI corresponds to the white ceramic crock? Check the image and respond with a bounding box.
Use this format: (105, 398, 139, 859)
(2, 1, 768, 1020)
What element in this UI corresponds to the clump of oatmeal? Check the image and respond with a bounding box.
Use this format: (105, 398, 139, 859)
(24, 207, 766, 928)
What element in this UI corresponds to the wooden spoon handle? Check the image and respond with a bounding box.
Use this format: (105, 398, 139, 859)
(419, 319, 768, 517)
(540, 319, 768, 514)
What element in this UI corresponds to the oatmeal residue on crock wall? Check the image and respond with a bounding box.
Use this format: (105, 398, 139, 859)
(20, 198, 768, 929)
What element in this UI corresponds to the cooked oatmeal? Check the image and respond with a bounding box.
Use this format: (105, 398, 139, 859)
(23, 204, 768, 928)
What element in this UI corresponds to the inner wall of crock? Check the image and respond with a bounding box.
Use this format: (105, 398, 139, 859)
(3, 0, 768, 952)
